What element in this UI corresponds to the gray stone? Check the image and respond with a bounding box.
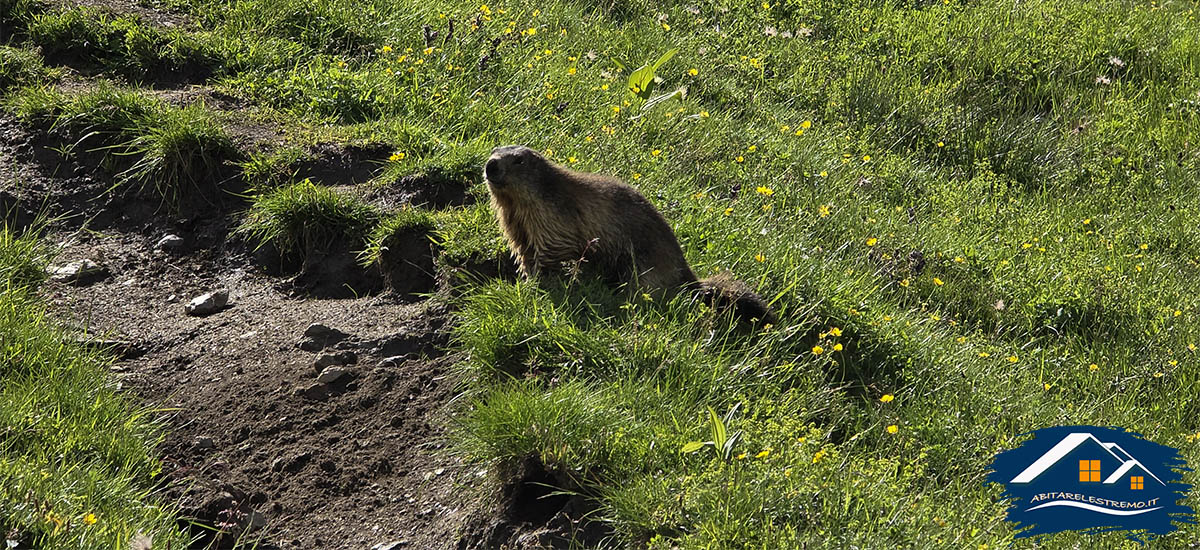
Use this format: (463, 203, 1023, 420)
(371, 542, 407, 550)
(316, 366, 349, 384)
(49, 259, 108, 285)
(304, 323, 347, 339)
(195, 436, 215, 450)
(155, 234, 185, 252)
(185, 289, 229, 316)
(314, 350, 357, 371)
(298, 338, 323, 352)
(377, 354, 413, 367)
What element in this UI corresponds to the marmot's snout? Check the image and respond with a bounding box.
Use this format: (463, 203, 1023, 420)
(484, 157, 503, 184)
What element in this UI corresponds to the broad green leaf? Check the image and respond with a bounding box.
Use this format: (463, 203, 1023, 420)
(681, 441, 708, 453)
(627, 48, 677, 99)
(708, 406, 726, 450)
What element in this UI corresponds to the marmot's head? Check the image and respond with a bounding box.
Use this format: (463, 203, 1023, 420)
(484, 145, 554, 197)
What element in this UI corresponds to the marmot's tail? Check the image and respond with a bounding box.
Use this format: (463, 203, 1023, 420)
(693, 272, 777, 325)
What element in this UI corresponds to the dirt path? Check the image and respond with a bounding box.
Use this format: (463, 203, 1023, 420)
(43, 230, 484, 549)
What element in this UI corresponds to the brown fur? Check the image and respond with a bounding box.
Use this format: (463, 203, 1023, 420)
(483, 145, 777, 324)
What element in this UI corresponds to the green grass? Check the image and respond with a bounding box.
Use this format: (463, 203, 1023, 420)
(26, 6, 219, 79)
(0, 228, 190, 549)
(0, 45, 52, 91)
(238, 178, 380, 260)
(2, 0, 1200, 546)
(8, 84, 237, 205)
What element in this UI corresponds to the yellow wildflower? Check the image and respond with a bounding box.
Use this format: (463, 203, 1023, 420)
(886, 424, 898, 434)
(812, 345, 824, 355)
(880, 394, 894, 403)
(866, 237, 878, 246)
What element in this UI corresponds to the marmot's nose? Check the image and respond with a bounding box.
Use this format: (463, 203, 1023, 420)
(485, 158, 501, 181)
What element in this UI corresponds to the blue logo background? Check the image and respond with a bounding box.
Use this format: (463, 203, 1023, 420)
(987, 425, 1194, 541)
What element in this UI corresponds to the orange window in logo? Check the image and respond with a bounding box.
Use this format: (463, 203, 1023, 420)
(1131, 476, 1144, 490)
(1079, 460, 1101, 482)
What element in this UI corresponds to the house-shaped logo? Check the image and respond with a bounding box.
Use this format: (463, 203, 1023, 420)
(988, 425, 1194, 541)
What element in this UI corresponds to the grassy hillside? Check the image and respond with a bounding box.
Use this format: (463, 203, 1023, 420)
(3, 0, 1200, 547)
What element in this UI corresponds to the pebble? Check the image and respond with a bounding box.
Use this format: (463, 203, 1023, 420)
(314, 350, 357, 372)
(371, 542, 407, 550)
(48, 259, 108, 285)
(185, 289, 229, 316)
(316, 366, 349, 384)
(155, 234, 185, 252)
(304, 323, 347, 339)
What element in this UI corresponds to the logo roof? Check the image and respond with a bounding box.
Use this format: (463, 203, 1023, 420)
(1010, 432, 1164, 485)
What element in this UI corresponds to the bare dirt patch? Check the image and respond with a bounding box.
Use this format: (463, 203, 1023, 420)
(43, 230, 485, 549)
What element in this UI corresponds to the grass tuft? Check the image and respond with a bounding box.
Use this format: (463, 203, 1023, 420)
(238, 179, 380, 260)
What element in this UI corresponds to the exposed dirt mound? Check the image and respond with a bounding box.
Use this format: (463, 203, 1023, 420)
(374, 225, 438, 299)
(457, 456, 610, 550)
(368, 173, 476, 210)
(296, 142, 394, 187)
(0, 114, 245, 230)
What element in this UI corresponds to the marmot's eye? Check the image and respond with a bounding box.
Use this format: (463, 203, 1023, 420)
(513, 158, 524, 165)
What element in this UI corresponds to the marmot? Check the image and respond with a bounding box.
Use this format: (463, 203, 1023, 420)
(483, 145, 776, 325)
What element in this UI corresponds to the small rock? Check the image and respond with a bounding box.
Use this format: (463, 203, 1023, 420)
(304, 323, 348, 339)
(371, 542, 407, 550)
(155, 234, 185, 252)
(195, 436, 215, 450)
(316, 366, 349, 384)
(167, 294, 179, 303)
(243, 509, 267, 531)
(377, 354, 412, 367)
(48, 259, 108, 285)
(313, 350, 357, 372)
(185, 289, 229, 316)
(294, 382, 329, 400)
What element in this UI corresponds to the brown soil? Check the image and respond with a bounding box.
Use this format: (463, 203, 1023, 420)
(44, 231, 482, 549)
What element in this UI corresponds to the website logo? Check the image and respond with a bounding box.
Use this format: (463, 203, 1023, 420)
(987, 425, 1194, 541)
